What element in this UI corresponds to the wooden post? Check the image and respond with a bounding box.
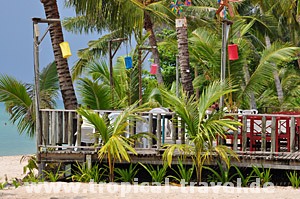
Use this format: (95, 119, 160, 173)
(171, 113, 177, 144)
(261, 116, 267, 152)
(42, 111, 49, 145)
(86, 155, 92, 170)
(156, 114, 162, 150)
(181, 119, 185, 144)
(271, 116, 276, 153)
(233, 115, 238, 151)
(148, 113, 153, 149)
(138, 49, 142, 106)
(51, 111, 56, 146)
(63, 111, 68, 143)
(68, 112, 73, 147)
(77, 113, 82, 150)
(290, 116, 296, 152)
(57, 111, 63, 145)
(242, 115, 247, 152)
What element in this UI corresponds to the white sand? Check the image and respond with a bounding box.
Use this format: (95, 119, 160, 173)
(0, 155, 29, 182)
(0, 155, 300, 198)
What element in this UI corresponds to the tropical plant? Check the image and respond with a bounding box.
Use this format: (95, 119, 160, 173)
(77, 102, 147, 182)
(64, 0, 177, 84)
(233, 165, 255, 187)
(21, 155, 38, 176)
(71, 162, 106, 183)
(287, 171, 300, 189)
(140, 163, 168, 184)
(170, 158, 194, 184)
(12, 179, 21, 188)
(40, 0, 78, 110)
(252, 165, 272, 187)
(43, 163, 67, 182)
(204, 161, 238, 184)
(114, 163, 139, 184)
(77, 58, 139, 109)
(161, 81, 240, 183)
(0, 182, 7, 190)
(23, 173, 43, 183)
(0, 62, 59, 137)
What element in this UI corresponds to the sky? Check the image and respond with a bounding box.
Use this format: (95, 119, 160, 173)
(0, 1, 102, 83)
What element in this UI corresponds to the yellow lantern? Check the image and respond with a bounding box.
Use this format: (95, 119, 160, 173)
(59, 41, 72, 58)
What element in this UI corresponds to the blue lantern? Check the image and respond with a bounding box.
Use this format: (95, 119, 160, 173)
(124, 56, 133, 69)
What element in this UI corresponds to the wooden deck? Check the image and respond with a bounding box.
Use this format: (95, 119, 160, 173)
(36, 109, 300, 170)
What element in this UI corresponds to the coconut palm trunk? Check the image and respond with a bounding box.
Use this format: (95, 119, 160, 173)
(176, 18, 194, 97)
(144, 12, 164, 84)
(41, 0, 78, 110)
(243, 63, 257, 109)
(265, 35, 284, 105)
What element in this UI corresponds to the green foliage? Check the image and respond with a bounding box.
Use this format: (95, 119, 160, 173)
(71, 162, 106, 183)
(161, 81, 240, 183)
(287, 171, 300, 189)
(77, 102, 147, 182)
(114, 164, 139, 184)
(204, 161, 238, 184)
(12, 179, 21, 188)
(21, 155, 37, 176)
(0, 61, 59, 137)
(252, 165, 272, 187)
(140, 163, 168, 184)
(157, 29, 178, 87)
(170, 158, 194, 184)
(233, 165, 255, 187)
(0, 182, 7, 190)
(43, 164, 67, 182)
(23, 173, 43, 183)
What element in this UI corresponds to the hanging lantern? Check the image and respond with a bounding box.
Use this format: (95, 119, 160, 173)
(150, 64, 158, 75)
(228, 44, 238, 60)
(124, 56, 133, 69)
(59, 41, 72, 58)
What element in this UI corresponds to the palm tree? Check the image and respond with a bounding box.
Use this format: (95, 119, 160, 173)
(76, 102, 145, 182)
(40, 0, 78, 110)
(77, 56, 140, 109)
(64, 0, 176, 84)
(0, 62, 59, 137)
(176, 16, 194, 96)
(160, 81, 240, 183)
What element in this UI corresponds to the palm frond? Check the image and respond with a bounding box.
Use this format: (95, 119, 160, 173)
(78, 78, 111, 110)
(0, 75, 34, 137)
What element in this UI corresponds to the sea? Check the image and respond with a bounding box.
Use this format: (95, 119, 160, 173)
(0, 103, 36, 156)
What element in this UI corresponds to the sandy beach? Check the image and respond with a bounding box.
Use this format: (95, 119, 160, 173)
(1, 155, 300, 199)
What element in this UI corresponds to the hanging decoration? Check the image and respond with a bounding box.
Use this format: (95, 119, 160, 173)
(59, 41, 72, 58)
(228, 44, 239, 60)
(124, 41, 132, 69)
(124, 56, 133, 69)
(150, 64, 158, 75)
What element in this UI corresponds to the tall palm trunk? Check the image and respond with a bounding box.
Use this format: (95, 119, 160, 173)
(144, 12, 164, 84)
(41, 0, 78, 110)
(176, 18, 194, 97)
(265, 35, 284, 105)
(243, 63, 257, 109)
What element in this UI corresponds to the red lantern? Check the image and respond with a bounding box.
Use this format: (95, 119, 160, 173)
(150, 64, 157, 75)
(228, 44, 239, 60)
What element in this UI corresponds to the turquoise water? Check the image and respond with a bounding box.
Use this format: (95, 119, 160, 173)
(0, 103, 36, 156)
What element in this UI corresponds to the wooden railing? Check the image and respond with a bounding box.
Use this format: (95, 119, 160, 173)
(37, 109, 300, 153)
(225, 114, 300, 152)
(38, 109, 183, 151)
